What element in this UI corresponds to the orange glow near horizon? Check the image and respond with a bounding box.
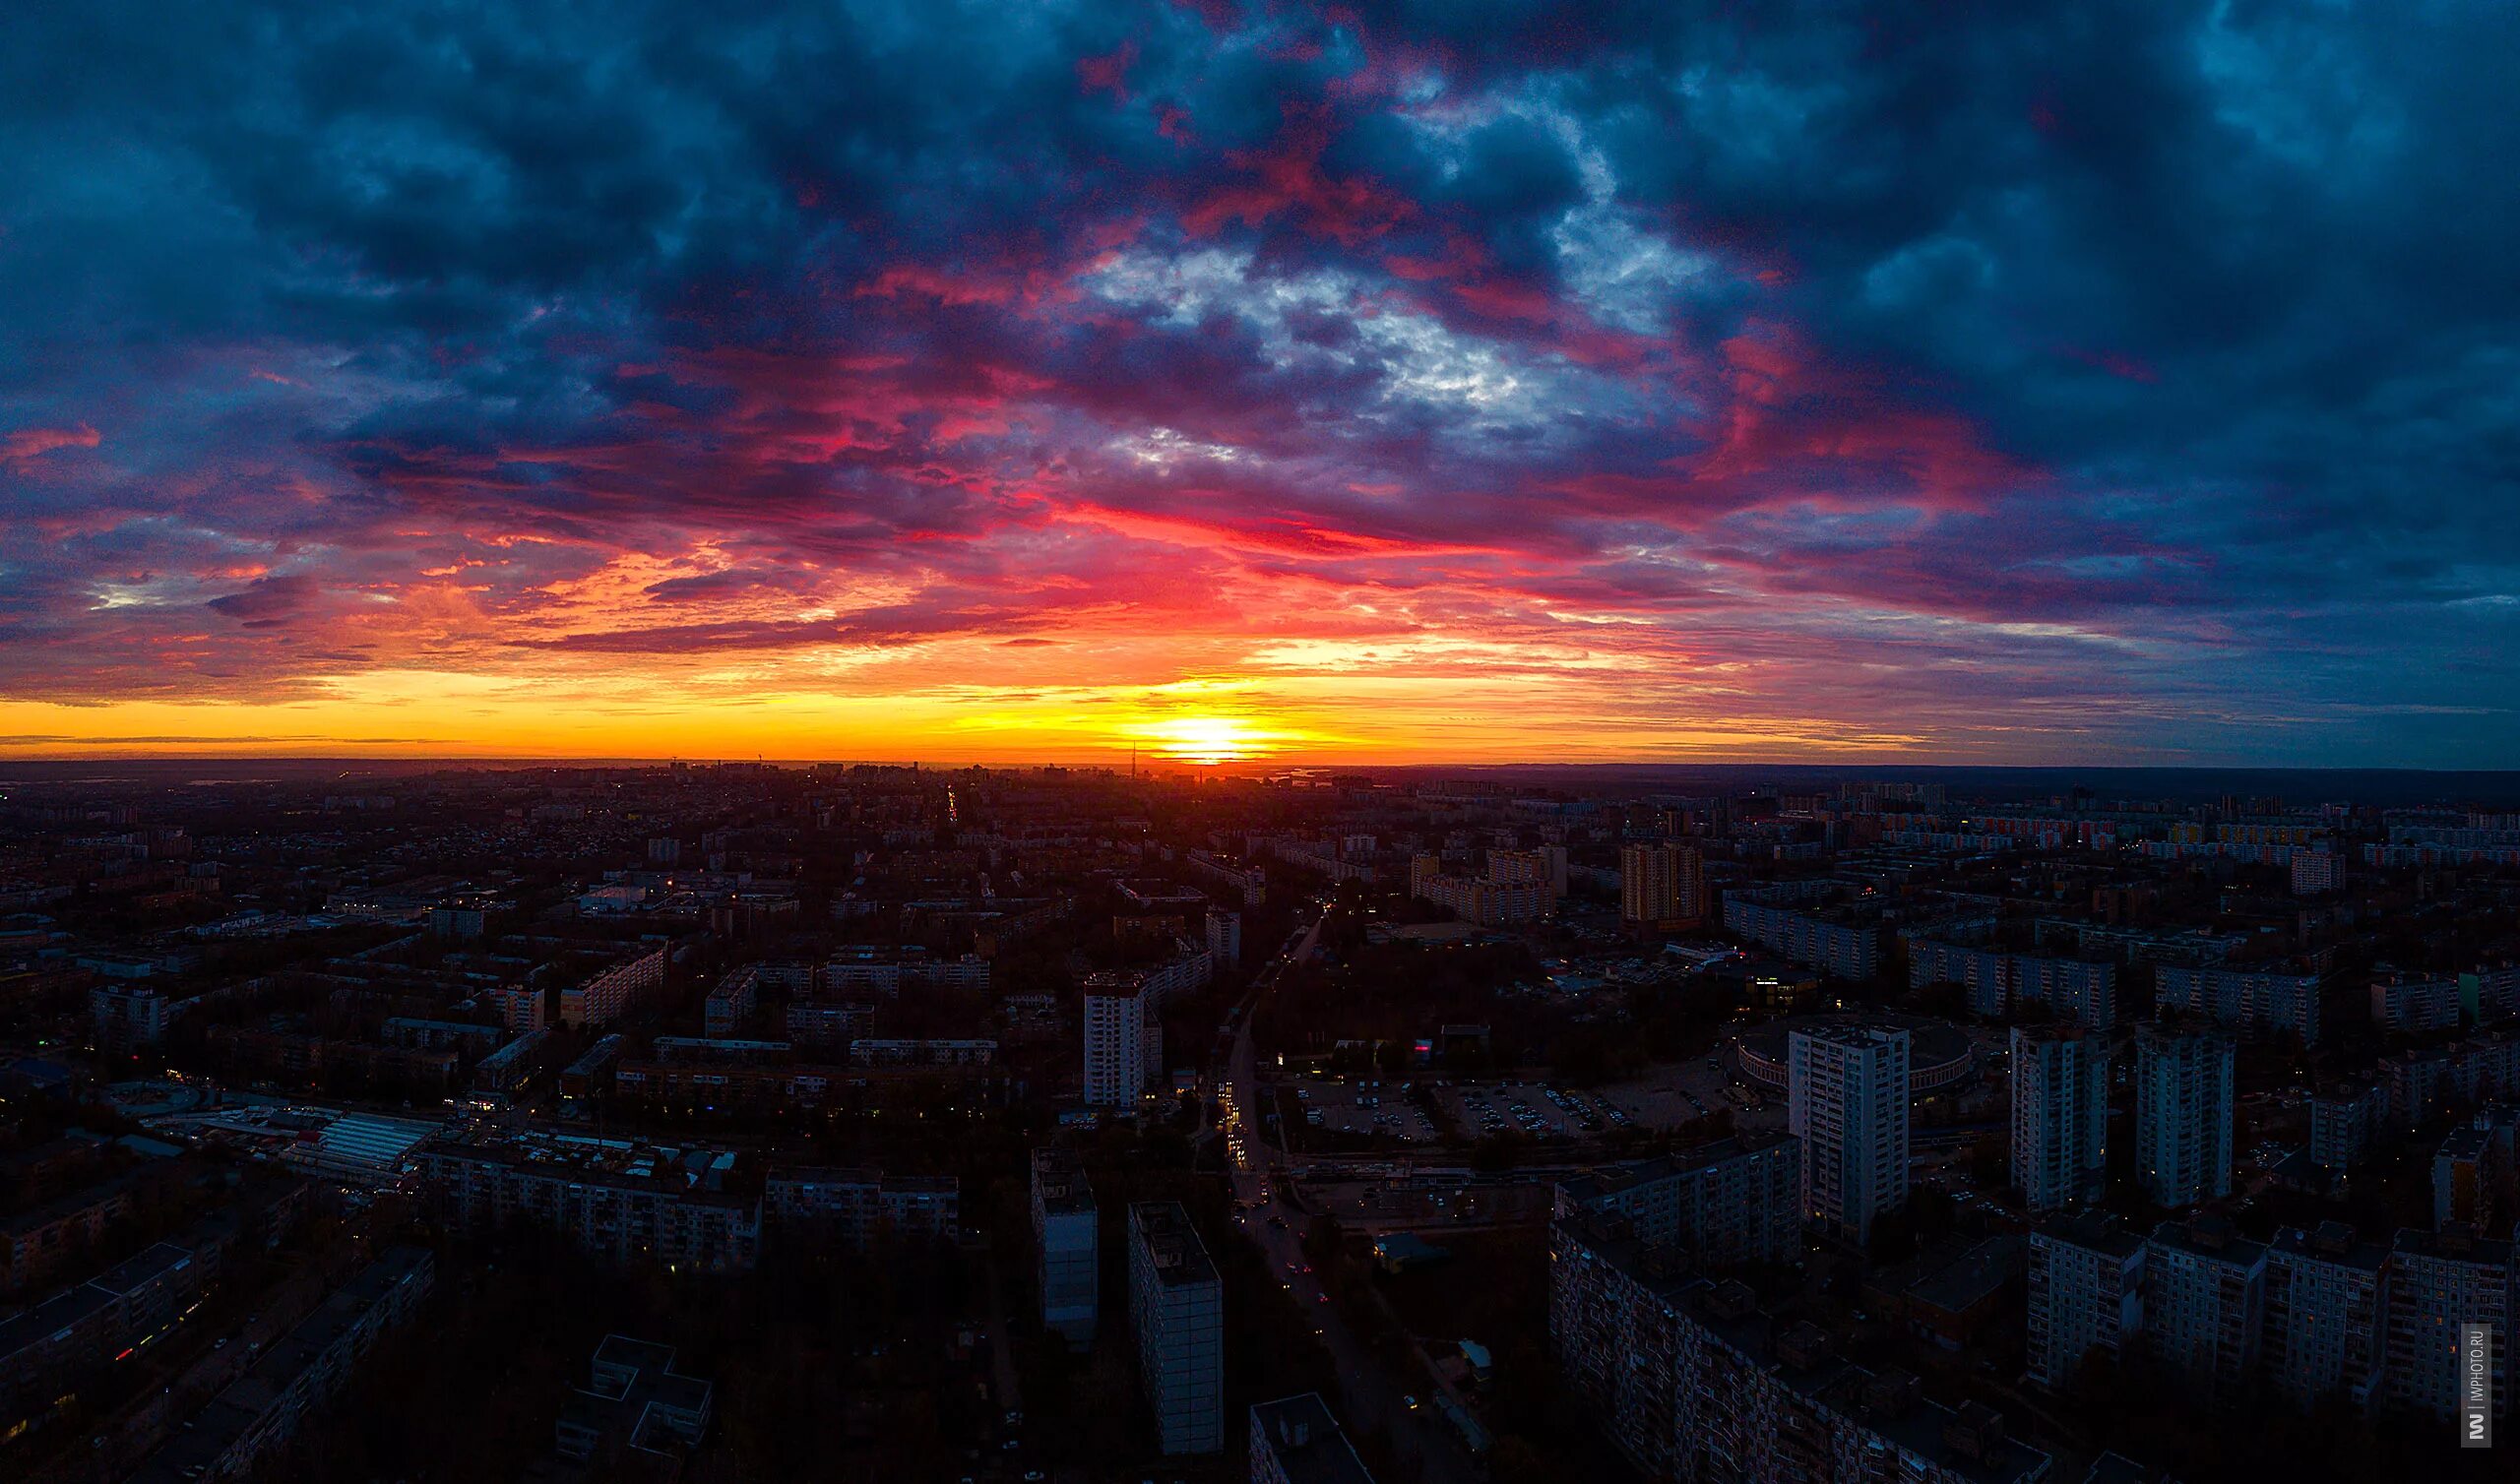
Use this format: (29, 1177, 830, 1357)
(0, 652, 1957, 767)
(1133, 714, 1276, 766)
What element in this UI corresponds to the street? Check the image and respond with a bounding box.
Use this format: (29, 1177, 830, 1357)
(1218, 904, 1481, 1484)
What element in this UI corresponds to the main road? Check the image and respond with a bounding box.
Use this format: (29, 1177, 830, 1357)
(1217, 901, 1481, 1484)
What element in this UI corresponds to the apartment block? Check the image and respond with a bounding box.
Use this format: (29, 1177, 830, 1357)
(1619, 841, 1706, 930)
(2134, 1026, 2234, 1208)
(1726, 889, 1880, 980)
(1128, 1202, 1224, 1454)
(1551, 1212, 2050, 1484)
(2263, 1221, 2386, 1409)
(1032, 1147, 1099, 1345)
(704, 963, 760, 1037)
(2152, 964, 2321, 1045)
(558, 945, 668, 1028)
(418, 1132, 762, 1272)
(2384, 1225, 2512, 1421)
(2433, 1110, 2517, 1231)
(1551, 1133, 1802, 1270)
(2027, 1212, 2146, 1391)
(2308, 1080, 2385, 1171)
(761, 1167, 959, 1249)
(2371, 972, 2463, 1034)
(1790, 1024, 1911, 1244)
(125, 1247, 434, 1484)
(2143, 1219, 2266, 1399)
(2011, 1025, 2109, 1213)
(1083, 976, 1161, 1108)
(1908, 937, 2116, 1029)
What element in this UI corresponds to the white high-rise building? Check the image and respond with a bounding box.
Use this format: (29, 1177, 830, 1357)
(2134, 1025, 2235, 1208)
(1205, 907, 1241, 968)
(2028, 1211, 2147, 1391)
(1031, 1147, 1098, 1345)
(1083, 976, 1160, 1108)
(2011, 1025, 2109, 1212)
(1788, 1024, 1910, 1244)
(1129, 1202, 1224, 1454)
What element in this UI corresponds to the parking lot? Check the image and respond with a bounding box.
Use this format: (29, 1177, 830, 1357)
(1435, 1080, 1629, 1141)
(1292, 1079, 1441, 1144)
(1597, 1052, 1789, 1133)
(1297, 1172, 1557, 1232)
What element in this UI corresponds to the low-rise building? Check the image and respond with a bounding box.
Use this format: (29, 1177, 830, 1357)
(553, 1334, 713, 1471)
(126, 1247, 434, 1484)
(1249, 1392, 1374, 1484)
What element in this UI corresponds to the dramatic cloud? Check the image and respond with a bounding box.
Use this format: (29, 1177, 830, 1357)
(1, 0, 2514, 764)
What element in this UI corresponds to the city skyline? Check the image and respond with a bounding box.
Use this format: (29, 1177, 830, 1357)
(6, 5, 2518, 768)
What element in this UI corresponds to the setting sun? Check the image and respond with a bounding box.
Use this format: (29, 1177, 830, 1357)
(1136, 714, 1273, 766)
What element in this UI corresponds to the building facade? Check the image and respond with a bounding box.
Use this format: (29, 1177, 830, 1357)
(1619, 841, 1707, 931)
(1789, 1025, 1910, 1244)
(1083, 977, 1160, 1108)
(2143, 1220, 2267, 1399)
(1551, 1134, 1802, 1270)
(1551, 1211, 2051, 1484)
(2263, 1222, 2387, 1409)
(2027, 1212, 2146, 1391)
(2133, 1026, 2235, 1208)
(1032, 1147, 1099, 1345)
(1128, 1202, 1224, 1454)
(2384, 1226, 2511, 1421)
(2011, 1025, 2109, 1213)
(2152, 965, 2321, 1044)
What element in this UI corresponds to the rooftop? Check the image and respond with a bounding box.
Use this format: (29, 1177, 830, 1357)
(2032, 1209, 2146, 1261)
(1557, 1132, 1794, 1203)
(2268, 1222, 2387, 1273)
(1031, 1147, 1096, 1213)
(1562, 1221, 2048, 1484)
(1130, 1201, 1217, 1287)
(1250, 1392, 1375, 1484)
(2148, 1218, 2267, 1268)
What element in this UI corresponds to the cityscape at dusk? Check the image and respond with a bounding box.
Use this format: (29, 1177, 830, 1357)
(6, 3, 2518, 768)
(5, 5, 2520, 1484)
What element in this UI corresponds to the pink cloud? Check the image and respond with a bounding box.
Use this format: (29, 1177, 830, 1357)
(1, 424, 100, 464)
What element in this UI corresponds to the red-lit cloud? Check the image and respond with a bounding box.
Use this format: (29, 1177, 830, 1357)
(0, 2, 2514, 766)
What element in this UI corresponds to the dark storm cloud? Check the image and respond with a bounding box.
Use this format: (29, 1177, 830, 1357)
(0, 0, 2513, 761)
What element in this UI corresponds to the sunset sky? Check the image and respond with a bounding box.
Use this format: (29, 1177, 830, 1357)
(4, 2, 2517, 767)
